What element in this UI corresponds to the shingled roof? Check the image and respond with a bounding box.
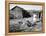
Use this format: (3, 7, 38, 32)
(10, 6, 31, 18)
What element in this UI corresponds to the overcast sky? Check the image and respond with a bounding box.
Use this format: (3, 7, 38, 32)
(10, 4, 42, 10)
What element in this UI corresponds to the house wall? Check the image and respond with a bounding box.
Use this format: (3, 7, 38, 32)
(10, 7, 23, 19)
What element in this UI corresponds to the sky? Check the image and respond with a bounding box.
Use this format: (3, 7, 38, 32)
(10, 4, 42, 10)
